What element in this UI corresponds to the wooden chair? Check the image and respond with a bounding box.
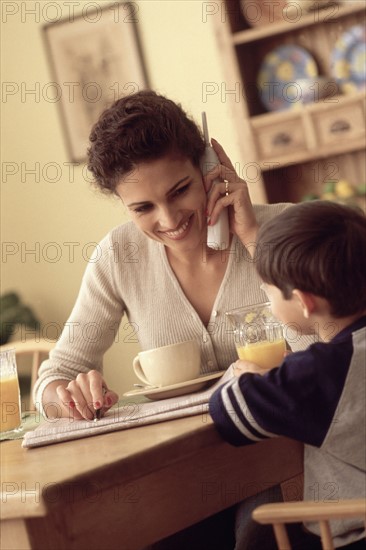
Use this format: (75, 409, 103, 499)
(0, 339, 56, 410)
(252, 499, 366, 550)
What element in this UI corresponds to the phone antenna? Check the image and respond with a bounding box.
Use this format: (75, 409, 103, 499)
(201, 112, 210, 145)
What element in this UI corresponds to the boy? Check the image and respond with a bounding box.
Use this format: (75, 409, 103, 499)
(210, 201, 366, 549)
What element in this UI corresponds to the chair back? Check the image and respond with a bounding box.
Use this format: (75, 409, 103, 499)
(252, 499, 366, 550)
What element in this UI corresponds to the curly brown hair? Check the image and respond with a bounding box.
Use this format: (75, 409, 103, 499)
(87, 90, 206, 194)
(255, 200, 366, 317)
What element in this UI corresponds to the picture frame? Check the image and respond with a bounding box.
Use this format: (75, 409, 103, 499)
(43, 1, 149, 162)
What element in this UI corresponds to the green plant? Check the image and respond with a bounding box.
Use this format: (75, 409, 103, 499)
(0, 292, 40, 345)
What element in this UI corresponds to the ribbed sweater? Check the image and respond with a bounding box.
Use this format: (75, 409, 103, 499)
(34, 203, 313, 408)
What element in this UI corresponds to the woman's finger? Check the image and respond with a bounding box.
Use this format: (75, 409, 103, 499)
(96, 390, 119, 419)
(56, 384, 85, 420)
(208, 185, 246, 226)
(204, 162, 240, 186)
(204, 164, 241, 196)
(88, 371, 119, 418)
(55, 373, 118, 420)
(87, 370, 107, 412)
(211, 138, 236, 171)
(103, 390, 119, 409)
(67, 376, 95, 420)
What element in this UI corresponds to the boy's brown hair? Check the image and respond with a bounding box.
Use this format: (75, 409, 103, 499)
(255, 200, 366, 317)
(87, 90, 205, 195)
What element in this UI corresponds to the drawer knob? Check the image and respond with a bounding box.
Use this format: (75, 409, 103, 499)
(272, 132, 292, 146)
(330, 119, 351, 134)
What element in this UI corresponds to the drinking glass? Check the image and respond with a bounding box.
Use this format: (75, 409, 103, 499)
(0, 349, 22, 435)
(226, 302, 286, 371)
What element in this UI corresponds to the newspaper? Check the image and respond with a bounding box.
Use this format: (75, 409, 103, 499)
(22, 367, 234, 449)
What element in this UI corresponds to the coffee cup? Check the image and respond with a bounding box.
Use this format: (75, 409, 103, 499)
(133, 340, 201, 387)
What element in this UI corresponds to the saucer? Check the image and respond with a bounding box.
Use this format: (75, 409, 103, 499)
(331, 25, 366, 94)
(123, 371, 225, 400)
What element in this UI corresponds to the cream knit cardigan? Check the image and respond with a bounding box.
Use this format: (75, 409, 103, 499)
(34, 203, 312, 407)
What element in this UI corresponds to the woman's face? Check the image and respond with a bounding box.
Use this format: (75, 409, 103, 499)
(116, 154, 208, 252)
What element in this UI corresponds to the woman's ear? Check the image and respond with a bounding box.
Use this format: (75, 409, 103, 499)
(292, 289, 316, 319)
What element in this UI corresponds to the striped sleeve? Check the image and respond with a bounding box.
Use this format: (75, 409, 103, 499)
(210, 377, 279, 446)
(209, 339, 353, 447)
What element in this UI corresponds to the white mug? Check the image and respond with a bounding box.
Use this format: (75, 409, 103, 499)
(133, 340, 201, 387)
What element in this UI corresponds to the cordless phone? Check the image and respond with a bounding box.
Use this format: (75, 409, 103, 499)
(200, 112, 230, 250)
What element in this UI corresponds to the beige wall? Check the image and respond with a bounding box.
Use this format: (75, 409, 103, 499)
(1, 1, 241, 395)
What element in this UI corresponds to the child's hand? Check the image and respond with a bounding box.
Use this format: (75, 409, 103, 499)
(233, 359, 270, 376)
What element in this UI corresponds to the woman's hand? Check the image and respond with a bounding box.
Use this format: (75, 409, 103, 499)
(44, 370, 119, 421)
(233, 359, 270, 376)
(204, 139, 258, 248)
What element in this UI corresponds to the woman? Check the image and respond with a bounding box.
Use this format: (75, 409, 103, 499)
(34, 91, 304, 419)
(34, 91, 310, 550)
(34, 90, 291, 419)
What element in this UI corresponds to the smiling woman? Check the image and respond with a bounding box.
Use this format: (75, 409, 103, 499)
(116, 156, 207, 252)
(33, 90, 313, 550)
(35, 90, 273, 420)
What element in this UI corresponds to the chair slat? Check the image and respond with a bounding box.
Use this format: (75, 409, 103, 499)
(273, 523, 291, 550)
(319, 520, 334, 550)
(253, 499, 366, 550)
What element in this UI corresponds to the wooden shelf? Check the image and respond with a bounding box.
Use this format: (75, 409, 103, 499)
(259, 140, 365, 171)
(250, 89, 366, 124)
(232, 3, 365, 44)
(213, 1, 366, 204)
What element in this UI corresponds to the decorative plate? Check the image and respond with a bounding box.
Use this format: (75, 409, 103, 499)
(331, 25, 366, 94)
(257, 44, 318, 111)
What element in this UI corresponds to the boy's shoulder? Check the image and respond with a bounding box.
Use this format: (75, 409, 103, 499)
(286, 315, 366, 375)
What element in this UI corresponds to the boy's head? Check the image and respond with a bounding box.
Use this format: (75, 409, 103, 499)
(256, 201, 366, 319)
(87, 90, 205, 195)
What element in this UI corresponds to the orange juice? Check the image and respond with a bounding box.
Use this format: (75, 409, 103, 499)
(0, 375, 21, 432)
(237, 339, 286, 370)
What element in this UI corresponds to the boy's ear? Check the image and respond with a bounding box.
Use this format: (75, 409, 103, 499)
(292, 289, 316, 319)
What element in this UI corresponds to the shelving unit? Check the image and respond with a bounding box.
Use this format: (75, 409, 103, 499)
(213, 1, 366, 204)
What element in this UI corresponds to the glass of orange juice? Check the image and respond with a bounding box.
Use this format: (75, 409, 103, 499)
(0, 349, 22, 435)
(226, 302, 286, 371)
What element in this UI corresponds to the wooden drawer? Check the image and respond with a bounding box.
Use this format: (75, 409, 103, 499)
(312, 102, 365, 146)
(253, 116, 307, 161)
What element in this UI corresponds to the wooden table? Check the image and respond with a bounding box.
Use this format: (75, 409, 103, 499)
(0, 414, 303, 550)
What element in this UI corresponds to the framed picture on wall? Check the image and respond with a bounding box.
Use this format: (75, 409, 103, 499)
(43, 1, 149, 162)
